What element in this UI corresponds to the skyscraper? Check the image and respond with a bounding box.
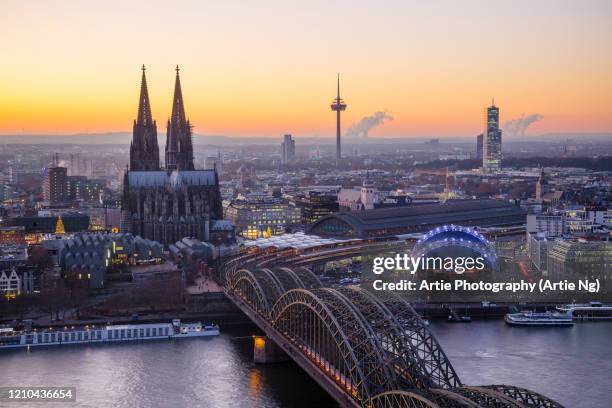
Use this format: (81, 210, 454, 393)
(330, 74, 347, 167)
(482, 101, 502, 173)
(281, 134, 295, 164)
(165, 66, 194, 171)
(476, 133, 483, 162)
(130, 65, 160, 171)
(43, 166, 68, 204)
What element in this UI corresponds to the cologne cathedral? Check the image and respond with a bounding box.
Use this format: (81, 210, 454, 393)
(121, 66, 223, 245)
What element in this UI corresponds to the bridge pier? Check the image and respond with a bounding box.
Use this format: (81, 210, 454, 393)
(253, 335, 289, 364)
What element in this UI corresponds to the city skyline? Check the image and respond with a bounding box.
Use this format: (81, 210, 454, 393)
(1, 1, 611, 137)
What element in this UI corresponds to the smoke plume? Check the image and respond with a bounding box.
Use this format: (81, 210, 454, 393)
(346, 111, 394, 138)
(502, 114, 543, 138)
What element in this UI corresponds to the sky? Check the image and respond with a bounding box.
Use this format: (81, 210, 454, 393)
(0, 0, 611, 138)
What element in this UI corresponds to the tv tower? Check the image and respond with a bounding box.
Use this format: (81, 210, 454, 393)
(330, 73, 347, 167)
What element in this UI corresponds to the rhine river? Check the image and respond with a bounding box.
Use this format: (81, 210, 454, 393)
(1, 321, 611, 407)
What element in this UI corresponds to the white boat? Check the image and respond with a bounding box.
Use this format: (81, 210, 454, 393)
(504, 311, 574, 327)
(556, 302, 612, 320)
(0, 319, 219, 350)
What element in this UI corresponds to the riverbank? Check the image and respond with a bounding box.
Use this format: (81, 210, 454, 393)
(1, 291, 251, 330)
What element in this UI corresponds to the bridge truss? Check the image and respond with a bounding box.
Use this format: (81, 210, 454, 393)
(220, 257, 564, 408)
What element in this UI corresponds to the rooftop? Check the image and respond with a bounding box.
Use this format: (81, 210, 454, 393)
(128, 170, 216, 188)
(309, 199, 527, 238)
(242, 232, 358, 251)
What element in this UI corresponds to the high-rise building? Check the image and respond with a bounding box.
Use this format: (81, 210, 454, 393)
(43, 166, 68, 204)
(482, 102, 502, 173)
(130, 65, 160, 171)
(476, 133, 483, 162)
(330, 74, 347, 167)
(281, 134, 295, 165)
(165, 66, 194, 171)
(204, 152, 222, 173)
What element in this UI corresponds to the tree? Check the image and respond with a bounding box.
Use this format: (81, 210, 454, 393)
(37, 275, 73, 321)
(27, 246, 54, 271)
(10, 293, 36, 320)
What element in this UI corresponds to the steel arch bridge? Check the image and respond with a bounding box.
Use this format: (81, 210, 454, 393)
(219, 253, 564, 408)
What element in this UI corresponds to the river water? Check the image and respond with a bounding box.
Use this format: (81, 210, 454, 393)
(1, 322, 610, 407)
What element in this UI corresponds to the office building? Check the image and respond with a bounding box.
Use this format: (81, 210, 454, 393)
(548, 240, 612, 283)
(482, 102, 502, 173)
(526, 214, 564, 238)
(294, 191, 339, 225)
(225, 196, 301, 239)
(281, 134, 295, 165)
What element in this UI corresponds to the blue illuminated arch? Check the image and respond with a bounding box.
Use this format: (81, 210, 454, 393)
(412, 225, 497, 267)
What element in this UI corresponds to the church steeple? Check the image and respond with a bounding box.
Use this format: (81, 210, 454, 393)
(165, 65, 194, 171)
(171, 65, 187, 126)
(130, 65, 160, 171)
(137, 65, 153, 126)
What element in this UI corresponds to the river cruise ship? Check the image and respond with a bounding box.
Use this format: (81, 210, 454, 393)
(0, 319, 219, 350)
(556, 302, 612, 320)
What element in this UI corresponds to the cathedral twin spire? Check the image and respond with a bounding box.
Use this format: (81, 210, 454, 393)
(130, 65, 194, 172)
(137, 65, 153, 126)
(165, 66, 194, 171)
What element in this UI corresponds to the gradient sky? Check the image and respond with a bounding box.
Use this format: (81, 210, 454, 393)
(0, 0, 611, 138)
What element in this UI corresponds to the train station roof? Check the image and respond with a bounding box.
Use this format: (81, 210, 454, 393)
(241, 232, 358, 250)
(308, 199, 526, 238)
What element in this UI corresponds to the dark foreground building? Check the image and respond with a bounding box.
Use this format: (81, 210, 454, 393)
(10, 213, 90, 234)
(309, 199, 526, 238)
(121, 66, 223, 245)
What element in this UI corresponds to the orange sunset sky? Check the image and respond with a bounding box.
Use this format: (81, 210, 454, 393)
(0, 0, 611, 138)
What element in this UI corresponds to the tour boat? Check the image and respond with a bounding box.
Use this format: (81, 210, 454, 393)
(504, 311, 574, 327)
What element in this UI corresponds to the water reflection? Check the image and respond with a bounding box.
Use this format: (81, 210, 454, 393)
(1, 322, 609, 407)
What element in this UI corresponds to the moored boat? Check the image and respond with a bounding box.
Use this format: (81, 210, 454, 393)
(504, 311, 573, 327)
(0, 319, 219, 350)
(447, 315, 472, 323)
(556, 302, 612, 320)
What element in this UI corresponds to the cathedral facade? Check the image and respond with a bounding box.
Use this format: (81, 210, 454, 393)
(121, 66, 223, 245)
